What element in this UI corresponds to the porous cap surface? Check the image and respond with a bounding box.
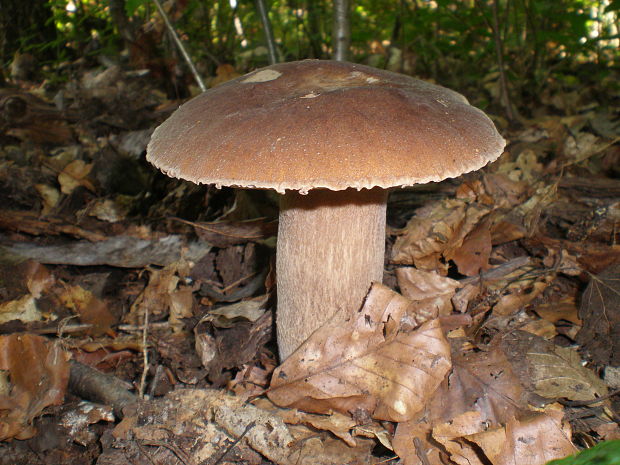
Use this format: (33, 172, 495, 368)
(147, 60, 506, 194)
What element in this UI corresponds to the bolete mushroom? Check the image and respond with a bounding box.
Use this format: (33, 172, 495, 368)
(147, 60, 505, 360)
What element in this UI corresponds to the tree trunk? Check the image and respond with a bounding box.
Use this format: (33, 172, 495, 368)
(332, 0, 351, 61)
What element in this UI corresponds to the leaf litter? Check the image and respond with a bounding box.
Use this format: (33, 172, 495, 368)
(0, 57, 619, 465)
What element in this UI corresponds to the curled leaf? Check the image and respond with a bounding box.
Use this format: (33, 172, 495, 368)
(268, 283, 451, 422)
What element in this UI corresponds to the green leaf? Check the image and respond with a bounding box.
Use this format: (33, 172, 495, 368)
(546, 441, 620, 465)
(125, 0, 147, 17)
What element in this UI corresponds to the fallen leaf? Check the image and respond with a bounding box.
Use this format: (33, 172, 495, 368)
(392, 198, 491, 274)
(276, 407, 358, 447)
(59, 284, 116, 336)
(576, 263, 620, 366)
(432, 410, 489, 465)
(468, 405, 576, 465)
(500, 331, 609, 403)
(396, 267, 460, 323)
(0, 334, 70, 440)
(448, 218, 493, 276)
(58, 159, 94, 194)
(268, 283, 451, 422)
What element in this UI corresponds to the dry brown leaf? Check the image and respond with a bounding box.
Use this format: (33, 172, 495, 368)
(396, 267, 460, 322)
(467, 406, 575, 465)
(0, 261, 53, 324)
(535, 298, 581, 326)
(59, 284, 116, 336)
(448, 219, 493, 276)
(126, 260, 194, 329)
(500, 331, 609, 403)
(393, 418, 444, 465)
(491, 272, 551, 317)
(276, 407, 358, 447)
(58, 159, 95, 194)
(34, 183, 60, 215)
(432, 410, 489, 465)
(207, 295, 268, 328)
(392, 198, 490, 274)
(497, 149, 544, 183)
(0, 334, 70, 440)
(576, 263, 620, 366)
(518, 318, 557, 339)
(447, 344, 527, 426)
(268, 283, 451, 422)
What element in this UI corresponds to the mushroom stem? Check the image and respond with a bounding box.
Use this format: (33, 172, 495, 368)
(276, 188, 388, 359)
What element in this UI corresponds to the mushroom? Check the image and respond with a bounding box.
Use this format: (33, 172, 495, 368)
(147, 60, 505, 360)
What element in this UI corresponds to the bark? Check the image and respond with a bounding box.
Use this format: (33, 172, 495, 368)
(332, 0, 351, 61)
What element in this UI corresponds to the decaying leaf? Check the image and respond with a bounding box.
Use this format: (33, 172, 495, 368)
(274, 405, 358, 447)
(448, 343, 528, 425)
(0, 261, 53, 324)
(59, 284, 116, 336)
(392, 198, 491, 274)
(500, 330, 609, 403)
(58, 159, 95, 194)
(471, 405, 575, 465)
(188, 217, 278, 247)
(268, 283, 451, 422)
(0, 334, 70, 440)
(432, 410, 490, 465)
(576, 263, 620, 366)
(447, 218, 493, 276)
(126, 260, 195, 330)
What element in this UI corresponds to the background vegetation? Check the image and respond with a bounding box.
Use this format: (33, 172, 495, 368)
(1, 0, 618, 114)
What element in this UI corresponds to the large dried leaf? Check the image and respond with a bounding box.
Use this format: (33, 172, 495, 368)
(448, 344, 528, 425)
(468, 406, 575, 465)
(432, 406, 575, 465)
(268, 283, 451, 422)
(500, 331, 608, 403)
(0, 334, 70, 440)
(576, 263, 620, 366)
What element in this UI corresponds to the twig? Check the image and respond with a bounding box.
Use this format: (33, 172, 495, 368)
(68, 360, 137, 418)
(414, 437, 431, 465)
(255, 0, 278, 64)
(139, 296, 150, 398)
(558, 389, 620, 407)
(151, 0, 207, 92)
(212, 421, 256, 465)
(474, 0, 515, 122)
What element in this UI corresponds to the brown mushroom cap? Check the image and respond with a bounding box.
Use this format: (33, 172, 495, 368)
(147, 60, 505, 193)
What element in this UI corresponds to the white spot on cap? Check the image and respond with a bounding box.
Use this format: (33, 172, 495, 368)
(242, 69, 282, 83)
(300, 92, 320, 99)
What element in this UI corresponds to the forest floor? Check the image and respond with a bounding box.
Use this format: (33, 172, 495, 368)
(0, 60, 619, 465)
